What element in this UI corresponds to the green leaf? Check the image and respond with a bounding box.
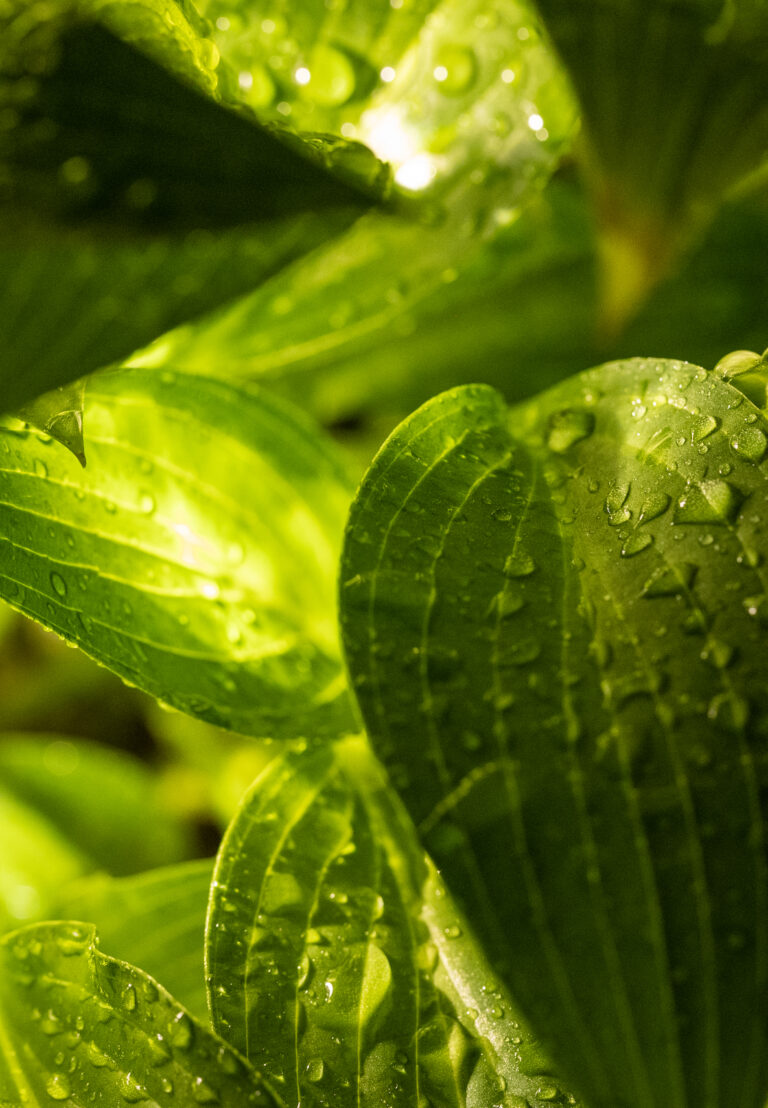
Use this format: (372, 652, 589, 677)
(0, 0, 382, 410)
(58, 860, 214, 1021)
(0, 920, 279, 1106)
(15, 381, 87, 467)
(125, 0, 576, 401)
(206, 735, 576, 1107)
(0, 734, 192, 930)
(532, 0, 768, 324)
(0, 368, 356, 737)
(340, 364, 768, 1107)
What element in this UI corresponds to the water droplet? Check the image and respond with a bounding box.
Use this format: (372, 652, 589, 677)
(443, 924, 462, 939)
(730, 426, 767, 463)
(139, 494, 155, 514)
(120, 1073, 149, 1102)
(692, 414, 719, 442)
(503, 552, 536, 577)
(432, 44, 477, 95)
(305, 1058, 325, 1083)
(621, 532, 653, 557)
(122, 984, 137, 1012)
(492, 507, 513, 522)
(192, 1077, 220, 1103)
(50, 572, 67, 598)
(168, 1011, 194, 1050)
(298, 44, 355, 106)
(86, 1041, 110, 1067)
(34, 458, 49, 477)
(707, 692, 750, 731)
(714, 350, 761, 378)
(673, 480, 744, 525)
(642, 562, 697, 598)
(546, 409, 595, 453)
(46, 1074, 71, 1100)
(701, 639, 734, 669)
(638, 491, 671, 523)
(536, 1086, 561, 1102)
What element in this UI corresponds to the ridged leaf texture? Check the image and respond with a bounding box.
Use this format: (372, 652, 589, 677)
(0, 921, 277, 1106)
(0, 369, 355, 737)
(206, 737, 578, 1108)
(339, 357, 768, 1108)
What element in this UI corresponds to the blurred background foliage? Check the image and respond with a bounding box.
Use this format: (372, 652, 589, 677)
(1, 0, 766, 944)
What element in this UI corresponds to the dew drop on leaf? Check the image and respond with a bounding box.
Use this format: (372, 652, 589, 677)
(673, 480, 744, 525)
(50, 572, 67, 598)
(168, 1010, 194, 1050)
(503, 552, 536, 577)
(546, 409, 595, 453)
(305, 1057, 325, 1083)
(642, 562, 697, 598)
(714, 349, 762, 378)
(730, 426, 767, 463)
(45, 1074, 71, 1100)
(432, 45, 477, 95)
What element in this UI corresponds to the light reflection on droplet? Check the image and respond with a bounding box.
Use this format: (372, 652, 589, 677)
(295, 66, 311, 86)
(527, 113, 544, 131)
(433, 65, 448, 82)
(501, 68, 516, 83)
(380, 66, 396, 83)
(395, 154, 437, 191)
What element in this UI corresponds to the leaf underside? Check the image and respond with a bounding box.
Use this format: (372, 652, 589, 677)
(340, 358, 768, 1108)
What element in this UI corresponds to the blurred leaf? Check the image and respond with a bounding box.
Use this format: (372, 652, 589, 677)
(206, 736, 575, 1108)
(15, 380, 87, 466)
(0, 0, 384, 410)
(0, 369, 356, 737)
(0, 920, 279, 1106)
(59, 859, 214, 1021)
(532, 0, 768, 325)
(340, 368, 768, 1107)
(0, 734, 191, 875)
(0, 734, 192, 931)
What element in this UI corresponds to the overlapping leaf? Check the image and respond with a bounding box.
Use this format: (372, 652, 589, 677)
(126, 0, 576, 403)
(0, 921, 278, 1106)
(0, 734, 191, 931)
(59, 860, 214, 1020)
(340, 361, 768, 1107)
(0, 0, 383, 410)
(532, 0, 768, 323)
(206, 736, 575, 1107)
(0, 369, 356, 736)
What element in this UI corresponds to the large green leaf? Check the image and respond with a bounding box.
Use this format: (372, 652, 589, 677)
(531, 0, 768, 323)
(0, 369, 356, 736)
(340, 362, 768, 1107)
(126, 0, 576, 397)
(206, 735, 576, 1107)
(0, 920, 279, 1106)
(0, 734, 191, 931)
(0, 0, 382, 410)
(59, 860, 214, 1021)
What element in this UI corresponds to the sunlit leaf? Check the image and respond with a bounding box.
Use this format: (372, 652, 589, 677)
(532, 0, 768, 325)
(0, 369, 356, 737)
(340, 365, 768, 1107)
(0, 734, 191, 931)
(206, 735, 576, 1107)
(126, 0, 576, 402)
(59, 860, 214, 1021)
(0, 921, 279, 1106)
(0, 0, 383, 410)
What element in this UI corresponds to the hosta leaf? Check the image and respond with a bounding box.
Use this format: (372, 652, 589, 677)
(0, 0, 382, 410)
(532, 0, 768, 323)
(126, 0, 576, 403)
(206, 735, 575, 1108)
(59, 860, 214, 1020)
(0, 734, 191, 931)
(0, 921, 278, 1106)
(0, 369, 356, 737)
(340, 364, 768, 1107)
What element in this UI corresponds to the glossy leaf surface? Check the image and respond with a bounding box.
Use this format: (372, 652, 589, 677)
(0, 921, 278, 1106)
(340, 362, 768, 1107)
(0, 369, 356, 737)
(206, 736, 576, 1107)
(60, 860, 214, 1020)
(0, 0, 380, 409)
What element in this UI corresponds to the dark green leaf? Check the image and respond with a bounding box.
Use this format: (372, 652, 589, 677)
(59, 860, 214, 1021)
(123, 0, 576, 404)
(0, 734, 192, 930)
(0, 0, 382, 409)
(0, 920, 278, 1106)
(206, 735, 576, 1107)
(0, 369, 356, 736)
(340, 365, 768, 1107)
(532, 0, 768, 323)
